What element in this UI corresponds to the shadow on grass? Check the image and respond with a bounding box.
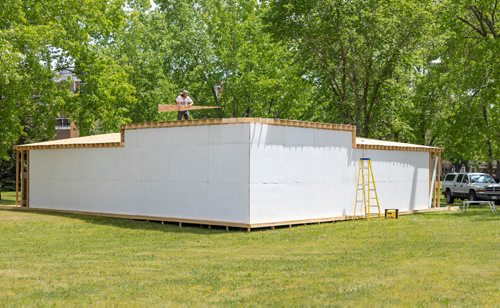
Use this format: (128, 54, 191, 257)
(0, 207, 235, 235)
(0, 200, 16, 206)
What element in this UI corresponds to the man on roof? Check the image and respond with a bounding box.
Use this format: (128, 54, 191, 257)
(176, 90, 194, 120)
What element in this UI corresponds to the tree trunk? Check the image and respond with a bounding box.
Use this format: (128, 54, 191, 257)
(481, 103, 494, 174)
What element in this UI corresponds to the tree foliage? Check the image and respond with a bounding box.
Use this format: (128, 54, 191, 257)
(265, 0, 437, 138)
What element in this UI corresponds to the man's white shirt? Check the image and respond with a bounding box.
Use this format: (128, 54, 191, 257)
(176, 95, 193, 106)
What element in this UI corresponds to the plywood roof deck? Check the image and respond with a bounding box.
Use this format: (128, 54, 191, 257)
(355, 137, 441, 152)
(16, 133, 121, 150)
(15, 118, 442, 153)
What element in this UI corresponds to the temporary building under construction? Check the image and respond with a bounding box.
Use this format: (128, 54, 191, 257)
(14, 118, 443, 230)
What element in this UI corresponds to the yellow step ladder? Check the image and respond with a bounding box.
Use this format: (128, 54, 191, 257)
(353, 158, 381, 219)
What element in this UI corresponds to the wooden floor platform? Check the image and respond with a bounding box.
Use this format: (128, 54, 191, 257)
(0, 205, 457, 231)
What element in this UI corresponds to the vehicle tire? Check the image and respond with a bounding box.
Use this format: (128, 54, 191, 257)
(445, 190, 455, 204)
(469, 190, 477, 201)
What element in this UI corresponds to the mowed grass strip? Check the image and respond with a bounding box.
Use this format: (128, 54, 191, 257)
(0, 192, 16, 206)
(0, 205, 498, 305)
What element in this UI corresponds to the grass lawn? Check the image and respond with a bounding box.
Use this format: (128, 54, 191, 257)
(0, 191, 16, 206)
(0, 200, 498, 305)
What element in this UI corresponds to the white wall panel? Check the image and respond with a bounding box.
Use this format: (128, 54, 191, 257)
(250, 124, 284, 146)
(208, 144, 249, 183)
(351, 150, 430, 212)
(106, 181, 138, 215)
(209, 124, 249, 144)
(284, 126, 314, 147)
(249, 144, 284, 184)
(249, 125, 354, 224)
(29, 150, 54, 180)
(168, 126, 209, 145)
(138, 146, 170, 182)
(107, 148, 139, 181)
(135, 181, 170, 217)
(29, 177, 53, 208)
(76, 149, 107, 180)
(207, 183, 249, 222)
(169, 145, 209, 183)
(28, 123, 430, 226)
(124, 129, 138, 147)
(29, 124, 250, 224)
(51, 179, 79, 210)
(137, 128, 170, 147)
(52, 150, 78, 180)
(76, 180, 108, 212)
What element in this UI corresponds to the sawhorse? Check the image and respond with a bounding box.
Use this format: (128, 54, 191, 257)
(462, 200, 497, 213)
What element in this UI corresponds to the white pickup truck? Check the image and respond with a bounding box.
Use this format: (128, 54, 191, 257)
(442, 173, 500, 205)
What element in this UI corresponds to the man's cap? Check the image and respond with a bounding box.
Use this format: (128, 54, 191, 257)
(181, 90, 189, 95)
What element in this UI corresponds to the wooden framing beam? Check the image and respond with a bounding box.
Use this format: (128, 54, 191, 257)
(158, 105, 221, 112)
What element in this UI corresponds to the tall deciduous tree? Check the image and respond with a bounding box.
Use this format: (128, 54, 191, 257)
(0, 0, 134, 156)
(264, 0, 436, 138)
(154, 0, 313, 119)
(417, 0, 499, 172)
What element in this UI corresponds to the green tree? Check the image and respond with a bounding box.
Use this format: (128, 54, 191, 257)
(265, 0, 438, 138)
(0, 0, 135, 155)
(154, 0, 313, 119)
(416, 0, 499, 172)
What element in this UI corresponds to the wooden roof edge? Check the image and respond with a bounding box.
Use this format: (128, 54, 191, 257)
(15, 118, 441, 153)
(14, 142, 123, 151)
(121, 117, 356, 132)
(355, 143, 443, 153)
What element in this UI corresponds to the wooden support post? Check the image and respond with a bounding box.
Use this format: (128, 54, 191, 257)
(433, 153, 437, 208)
(428, 152, 438, 209)
(434, 152, 439, 208)
(15, 149, 19, 207)
(179, 222, 182, 228)
(435, 181, 438, 208)
(26, 151, 29, 207)
(20, 150, 24, 207)
(429, 153, 433, 192)
(226, 226, 229, 231)
(434, 173, 437, 208)
(437, 152, 442, 208)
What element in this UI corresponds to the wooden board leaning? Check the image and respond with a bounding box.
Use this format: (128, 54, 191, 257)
(158, 105, 221, 112)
